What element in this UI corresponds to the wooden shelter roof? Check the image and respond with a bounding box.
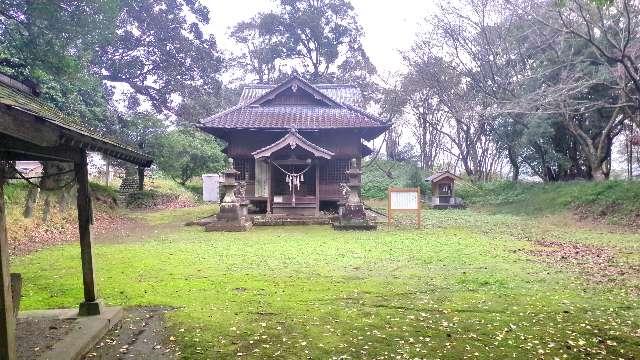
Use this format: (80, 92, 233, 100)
(0, 75, 152, 167)
(200, 75, 389, 140)
(427, 171, 460, 182)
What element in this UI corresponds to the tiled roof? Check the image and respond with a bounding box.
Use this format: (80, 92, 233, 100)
(427, 171, 460, 182)
(202, 105, 385, 129)
(239, 83, 363, 107)
(0, 76, 152, 166)
(201, 76, 388, 137)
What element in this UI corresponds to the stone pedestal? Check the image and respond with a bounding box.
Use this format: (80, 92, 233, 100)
(79, 299, 104, 316)
(204, 159, 252, 232)
(333, 159, 377, 231)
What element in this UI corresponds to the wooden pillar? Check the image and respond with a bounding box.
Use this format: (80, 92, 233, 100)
(75, 152, 102, 316)
(0, 168, 16, 360)
(137, 166, 144, 191)
(267, 159, 272, 214)
(315, 159, 320, 216)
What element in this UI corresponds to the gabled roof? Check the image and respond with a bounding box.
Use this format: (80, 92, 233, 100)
(0, 74, 152, 167)
(200, 75, 389, 140)
(252, 128, 334, 159)
(427, 171, 461, 182)
(248, 75, 340, 107)
(239, 83, 363, 107)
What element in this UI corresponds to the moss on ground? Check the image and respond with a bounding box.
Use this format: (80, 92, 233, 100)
(12, 208, 640, 359)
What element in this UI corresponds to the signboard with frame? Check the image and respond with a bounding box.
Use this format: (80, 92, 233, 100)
(387, 187, 421, 228)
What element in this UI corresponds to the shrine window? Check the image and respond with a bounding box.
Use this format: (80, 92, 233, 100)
(319, 159, 350, 184)
(234, 158, 255, 181)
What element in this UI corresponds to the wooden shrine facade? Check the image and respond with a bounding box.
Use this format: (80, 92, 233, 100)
(0, 73, 152, 360)
(200, 75, 389, 216)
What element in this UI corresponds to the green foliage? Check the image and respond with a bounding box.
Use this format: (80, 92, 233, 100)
(404, 165, 429, 194)
(96, 0, 223, 115)
(0, 1, 118, 126)
(230, 0, 377, 98)
(1, 0, 223, 128)
(150, 128, 226, 185)
(457, 180, 640, 223)
(89, 181, 119, 201)
(2, 182, 29, 204)
(125, 190, 178, 209)
(362, 160, 427, 199)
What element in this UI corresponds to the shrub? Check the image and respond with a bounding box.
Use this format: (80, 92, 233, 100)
(126, 190, 180, 209)
(361, 160, 427, 199)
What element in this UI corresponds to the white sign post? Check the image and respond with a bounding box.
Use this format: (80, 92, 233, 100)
(202, 174, 220, 202)
(388, 187, 421, 228)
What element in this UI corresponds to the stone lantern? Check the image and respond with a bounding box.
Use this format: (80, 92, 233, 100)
(204, 158, 253, 232)
(333, 158, 377, 230)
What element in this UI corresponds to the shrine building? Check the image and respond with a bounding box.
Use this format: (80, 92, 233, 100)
(199, 75, 389, 216)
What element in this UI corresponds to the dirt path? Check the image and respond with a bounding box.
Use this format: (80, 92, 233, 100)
(84, 307, 179, 359)
(92, 219, 181, 245)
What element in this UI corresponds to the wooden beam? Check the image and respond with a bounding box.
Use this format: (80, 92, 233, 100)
(0, 134, 81, 163)
(75, 152, 102, 316)
(0, 167, 16, 360)
(0, 104, 60, 147)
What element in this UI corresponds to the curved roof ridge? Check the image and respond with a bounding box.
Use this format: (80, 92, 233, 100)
(252, 128, 334, 159)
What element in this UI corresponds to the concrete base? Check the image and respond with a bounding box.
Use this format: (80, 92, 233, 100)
(204, 220, 253, 232)
(19, 306, 123, 360)
(185, 215, 217, 226)
(79, 299, 104, 316)
(430, 204, 465, 210)
(332, 219, 378, 231)
(253, 214, 331, 226)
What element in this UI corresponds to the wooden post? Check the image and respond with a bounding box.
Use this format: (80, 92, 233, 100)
(76, 152, 102, 316)
(0, 167, 16, 360)
(137, 166, 144, 191)
(387, 187, 391, 228)
(416, 186, 421, 228)
(267, 159, 272, 214)
(315, 160, 320, 216)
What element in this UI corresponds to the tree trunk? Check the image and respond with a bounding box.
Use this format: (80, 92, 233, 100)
(386, 127, 399, 161)
(22, 185, 39, 219)
(507, 147, 519, 182)
(104, 156, 111, 186)
(42, 195, 51, 223)
(591, 164, 606, 181)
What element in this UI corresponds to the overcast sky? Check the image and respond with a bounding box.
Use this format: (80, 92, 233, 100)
(202, 0, 439, 76)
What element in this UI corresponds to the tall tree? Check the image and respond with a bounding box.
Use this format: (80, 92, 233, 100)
(94, 0, 223, 116)
(278, 0, 373, 82)
(230, 13, 287, 84)
(230, 0, 377, 100)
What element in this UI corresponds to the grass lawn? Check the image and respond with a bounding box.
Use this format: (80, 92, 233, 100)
(12, 207, 640, 359)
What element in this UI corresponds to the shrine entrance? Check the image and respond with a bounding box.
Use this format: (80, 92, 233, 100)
(270, 155, 318, 216)
(251, 129, 334, 217)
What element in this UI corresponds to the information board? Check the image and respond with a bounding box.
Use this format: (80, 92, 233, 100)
(387, 188, 421, 228)
(390, 191, 419, 210)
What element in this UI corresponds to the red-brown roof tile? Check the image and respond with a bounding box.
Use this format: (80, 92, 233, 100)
(200, 76, 388, 136)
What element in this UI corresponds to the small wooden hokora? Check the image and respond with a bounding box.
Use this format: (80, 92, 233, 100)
(333, 159, 377, 230)
(203, 158, 253, 232)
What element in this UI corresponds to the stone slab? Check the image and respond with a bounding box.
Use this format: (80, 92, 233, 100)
(20, 306, 123, 360)
(185, 215, 217, 226)
(332, 222, 378, 231)
(204, 220, 253, 232)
